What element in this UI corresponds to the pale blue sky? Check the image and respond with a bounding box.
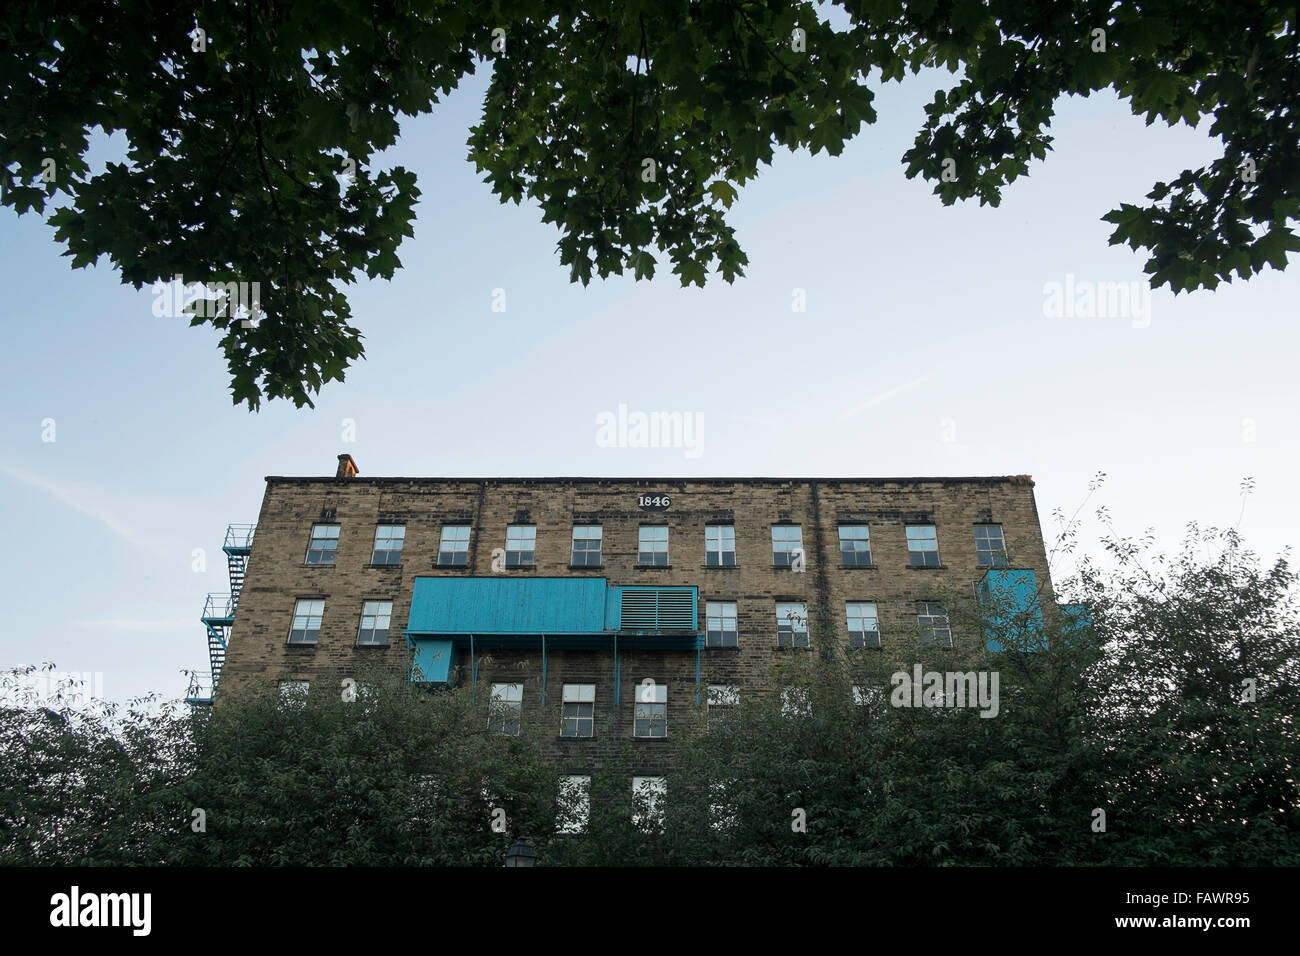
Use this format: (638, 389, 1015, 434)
(2, 65, 1295, 705)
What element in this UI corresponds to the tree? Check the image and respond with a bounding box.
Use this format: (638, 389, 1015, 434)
(560, 519, 1299, 866)
(634, 624, 1108, 866)
(0, 664, 559, 866)
(0, 667, 193, 865)
(174, 667, 558, 865)
(1072, 521, 1300, 864)
(4, 1, 1296, 408)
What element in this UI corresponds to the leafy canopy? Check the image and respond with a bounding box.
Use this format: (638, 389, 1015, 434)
(3, 0, 1298, 407)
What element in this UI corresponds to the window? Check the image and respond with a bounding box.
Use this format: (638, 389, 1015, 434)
(349, 681, 377, 705)
(370, 524, 405, 564)
(771, 524, 803, 567)
(357, 600, 392, 646)
(489, 683, 523, 735)
(305, 524, 340, 564)
(289, 599, 324, 644)
(705, 525, 736, 566)
(631, 776, 666, 831)
(709, 781, 738, 831)
(638, 525, 669, 565)
(975, 524, 1008, 567)
(776, 601, 809, 648)
(369, 528, 403, 564)
(906, 524, 940, 567)
(571, 525, 602, 566)
(781, 687, 811, 717)
(839, 525, 873, 566)
(854, 685, 885, 707)
(705, 601, 738, 647)
(437, 525, 470, 566)
(633, 681, 667, 738)
(918, 602, 953, 647)
(279, 680, 309, 704)
(707, 685, 739, 732)
(411, 774, 442, 824)
(846, 601, 881, 648)
(558, 775, 590, 834)
(505, 525, 536, 567)
(561, 684, 595, 738)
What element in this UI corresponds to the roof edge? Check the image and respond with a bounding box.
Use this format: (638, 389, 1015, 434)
(263, 475, 1035, 486)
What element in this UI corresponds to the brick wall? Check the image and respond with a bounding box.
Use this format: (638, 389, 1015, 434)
(219, 475, 1053, 775)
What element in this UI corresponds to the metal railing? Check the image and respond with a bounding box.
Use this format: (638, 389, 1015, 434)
(202, 592, 236, 620)
(184, 671, 213, 701)
(224, 524, 256, 550)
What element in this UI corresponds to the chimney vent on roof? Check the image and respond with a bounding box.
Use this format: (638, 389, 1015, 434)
(336, 454, 359, 479)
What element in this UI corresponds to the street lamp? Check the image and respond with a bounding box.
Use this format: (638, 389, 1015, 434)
(504, 836, 537, 867)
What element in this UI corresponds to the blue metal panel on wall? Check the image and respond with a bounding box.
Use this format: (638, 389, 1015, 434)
(1060, 603, 1092, 630)
(411, 639, 455, 683)
(408, 577, 608, 635)
(605, 586, 698, 631)
(1059, 603, 1096, 650)
(604, 587, 622, 631)
(979, 569, 1043, 652)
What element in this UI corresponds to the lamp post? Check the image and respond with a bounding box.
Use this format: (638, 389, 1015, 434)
(504, 836, 537, 867)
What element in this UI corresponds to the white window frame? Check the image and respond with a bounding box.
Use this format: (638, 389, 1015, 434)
(918, 602, 953, 647)
(838, 525, 873, 566)
(357, 600, 392, 646)
(705, 524, 736, 566)
(638, 525, 669, 566)
(775, 601, 809, 648)
(974, 524, 1009, 567)
(370, 524, 405, 565)
(771, 524, 804, 567)
(437, 524, 471, 566)
(305, 523, 340, 565)
(707, 684, 739, 731)
(489, 682, 524, 735)
(558, 775, 591, 834)
(561, 683, 596, 738)
(505, 525, 536, 568)
(570, 525, 602, 566)
(633, 681, 668, 738)
(906, 524, 941, 567)
(846, 601, 880, 649)
(631, 776, 666, 831)
(289, 599, 324, 644)
(705, 600, 738, 647)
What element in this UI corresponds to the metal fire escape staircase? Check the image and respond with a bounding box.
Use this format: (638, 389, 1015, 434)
(185, 524, 255, 707)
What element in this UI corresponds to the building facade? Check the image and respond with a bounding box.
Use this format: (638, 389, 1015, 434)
(193, 456, 1057, 799)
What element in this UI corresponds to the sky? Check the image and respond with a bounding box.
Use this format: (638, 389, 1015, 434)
(1, 59, 1295, 706)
